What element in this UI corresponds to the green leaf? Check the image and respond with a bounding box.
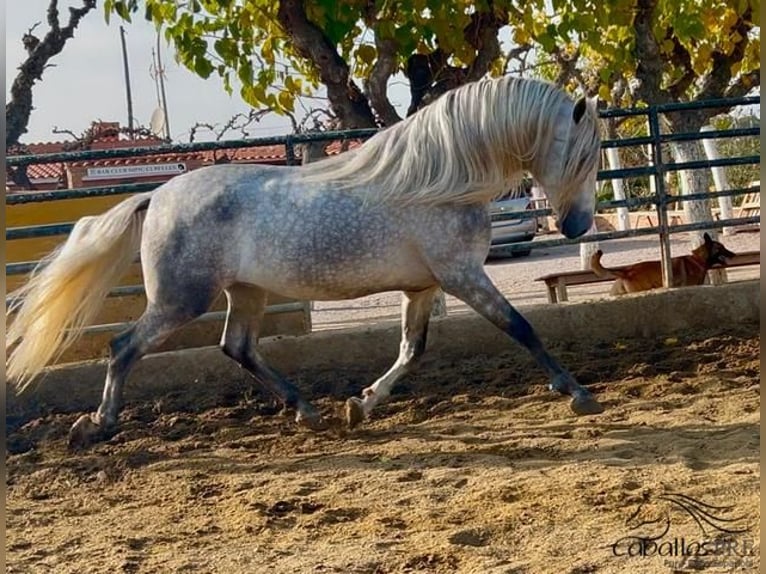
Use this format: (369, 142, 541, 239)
(238, 58, 253, 85)
(538, 31, 556, 53)
(194, 56, 214, 78)
(278, 90, 295, 112)
(114, 1, 132, 22)
(214, 37, 238, 62)
(104, 0, 114, 23)
(356, 44, 376, 65)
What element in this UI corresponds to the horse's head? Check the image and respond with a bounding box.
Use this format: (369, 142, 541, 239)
(530, 96, 601, 239)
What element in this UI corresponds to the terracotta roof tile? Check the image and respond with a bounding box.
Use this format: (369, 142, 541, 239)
(72, 152, 206, 168)
(9, 130, 369, 187)
(26, 163, 64, 179)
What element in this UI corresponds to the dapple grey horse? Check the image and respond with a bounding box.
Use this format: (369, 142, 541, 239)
(7, 76, 604, 449)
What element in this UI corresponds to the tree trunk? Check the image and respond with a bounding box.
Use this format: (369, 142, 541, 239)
(671, 140, 714, 246)
(605, 147, 630, 231)
(299, 140, 327, 165)
(700, 126, 734, 235)
(277, 1, 376, 129)
(671, 139, 726, 285)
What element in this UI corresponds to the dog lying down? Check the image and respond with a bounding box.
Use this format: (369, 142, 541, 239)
(590, 232, 736, 295)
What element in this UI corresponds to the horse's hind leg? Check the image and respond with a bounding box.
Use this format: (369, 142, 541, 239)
(345, 286, 438, 427)
(68, 303, 207, 449)
(220, 283, 327, 431)
(439, 267, 604, 416)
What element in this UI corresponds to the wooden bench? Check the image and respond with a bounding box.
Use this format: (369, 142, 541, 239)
(535, 250, 760, 303)
(738, 191, 760, 219)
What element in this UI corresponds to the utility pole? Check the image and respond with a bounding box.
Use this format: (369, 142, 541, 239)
(156, 30, 171, 141)
(119, 25, 134, 138)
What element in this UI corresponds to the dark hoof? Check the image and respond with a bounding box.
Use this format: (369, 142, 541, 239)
(570, 394, 605, 416)
(296, 411, 330, 432)
(345, 398, 365, 429)
(68, 413, 106, 450)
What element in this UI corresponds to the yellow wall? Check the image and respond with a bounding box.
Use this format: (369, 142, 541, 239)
(6, 193, 310, 362)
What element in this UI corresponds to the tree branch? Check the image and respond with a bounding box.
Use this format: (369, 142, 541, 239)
(464, 7, 507, 82)
(502, 44, 532, 75)
(365, 34, 402, 126)
(51, 125, 80, 140)
(724, 68, 760, 99)
(6, 0, 97, 147)
(188, 109, 273, 142)
(47, 0, 61, 32)
(551, 46, 585, 90)
(405, 6, 506, 115)
(697, 7, 755, 102)
(666, 32, 696, 99)
(276, 0, 376, 128)
(631, 0, 672, 106)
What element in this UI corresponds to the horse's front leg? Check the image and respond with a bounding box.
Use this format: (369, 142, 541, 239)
(345, 286, 439, 427)
(440, 268, 604, 415)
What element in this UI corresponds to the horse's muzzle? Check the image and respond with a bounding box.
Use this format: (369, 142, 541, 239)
(559, 209, 593, 239)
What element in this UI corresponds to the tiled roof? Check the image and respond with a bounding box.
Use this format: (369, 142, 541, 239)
(8, 127, 368, 186)
(71, 152, 207, 168)
(206, 145, 287, 162)
(26, 163, 64, 180)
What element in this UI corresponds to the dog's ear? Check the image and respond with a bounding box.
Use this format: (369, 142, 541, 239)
(703, 232, 712, 243)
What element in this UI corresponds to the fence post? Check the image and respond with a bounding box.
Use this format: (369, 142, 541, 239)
(285, 136, 297, 166)
(648, 108, 674, 288)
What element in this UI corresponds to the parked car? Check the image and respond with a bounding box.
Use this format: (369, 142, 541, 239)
(488, 188, 538, 258)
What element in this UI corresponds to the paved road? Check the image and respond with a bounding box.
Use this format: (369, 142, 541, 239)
(311, 228, 760, 330)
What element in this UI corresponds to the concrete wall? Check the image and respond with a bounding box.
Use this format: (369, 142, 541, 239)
(7, 280, 759, 418)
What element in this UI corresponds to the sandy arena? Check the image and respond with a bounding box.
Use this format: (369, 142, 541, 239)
(6, 317, 760, 573)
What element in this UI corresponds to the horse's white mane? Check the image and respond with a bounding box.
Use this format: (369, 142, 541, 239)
(299, 76, 601, 208)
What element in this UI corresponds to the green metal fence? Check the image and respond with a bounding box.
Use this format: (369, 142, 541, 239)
(7, 94, 760, 319)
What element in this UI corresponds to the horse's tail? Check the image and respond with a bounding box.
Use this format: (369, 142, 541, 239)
(6, 192, 153, 387)
(590, 249, 621, 279)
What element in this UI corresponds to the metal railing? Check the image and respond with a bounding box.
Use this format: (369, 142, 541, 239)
(7, 95, 760, 320)
(490, 95, 760, 286)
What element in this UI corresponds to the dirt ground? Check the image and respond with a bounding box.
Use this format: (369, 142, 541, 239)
(6, 322, 760, 574)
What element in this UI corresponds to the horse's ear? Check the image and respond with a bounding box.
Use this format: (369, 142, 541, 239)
(573, 97, 587, 123)
(703, 232, 712, 243)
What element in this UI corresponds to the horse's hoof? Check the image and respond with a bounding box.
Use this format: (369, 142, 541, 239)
(68, 413, 105, 450)
(296, 411, 330, 432)
(570, 394, 605, 416)
(345, 397, 366, 429)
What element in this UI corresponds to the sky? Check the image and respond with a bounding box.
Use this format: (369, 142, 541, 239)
(7, 2, 759, 145)
(5, 1, 410, 144)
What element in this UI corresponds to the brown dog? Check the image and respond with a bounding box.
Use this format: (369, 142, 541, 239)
(591, 232, 736, 295)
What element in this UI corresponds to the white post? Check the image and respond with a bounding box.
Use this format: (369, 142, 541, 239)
(531, 185, 550, 232)
(579, 221, 599, 270)
(700, 125, 734, 235)
(646, 142, 658, 228)
(605, 147, 630, 231)
(579, 180, 601, 270)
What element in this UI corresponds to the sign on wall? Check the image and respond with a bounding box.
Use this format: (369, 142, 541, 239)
(84, 163, 187, 180)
